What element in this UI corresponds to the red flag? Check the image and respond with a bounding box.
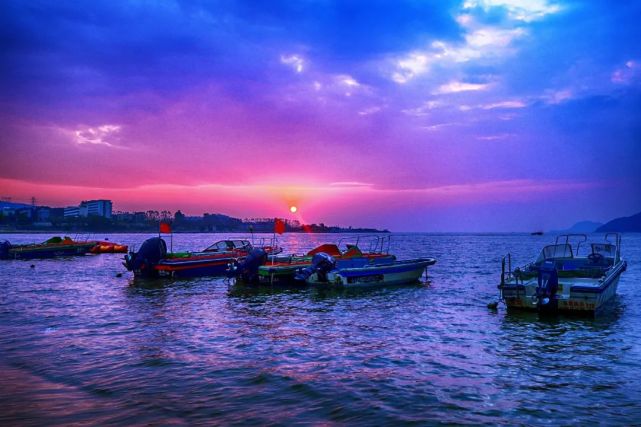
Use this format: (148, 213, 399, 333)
(274, 218, 286, 235)
(159, 222, 172, 234)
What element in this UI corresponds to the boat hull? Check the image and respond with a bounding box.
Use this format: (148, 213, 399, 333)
(257, 255, 398, 285)
(90, 242, 128, 254)
(258, 262, 310, 284)
(308, 258, 436, 288)
(155, 257, 236, 278)
(500, 260, 626, 316)
(4, 243, 95, 259)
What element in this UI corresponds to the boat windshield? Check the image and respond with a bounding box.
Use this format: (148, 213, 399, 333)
(536, 244, 573, 263)
(591, 243, 617, 258)
(211, 241, 231, 252)
(230, 240, 251, 250)
(204, 240, 249, 252)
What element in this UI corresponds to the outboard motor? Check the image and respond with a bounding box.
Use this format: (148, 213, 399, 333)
(123, 237, 167, 278)
(295, 252, 336, 282)
(228, 248, 267, 283)
(534, 261, 559, 312)
(0, 240, 11, 260)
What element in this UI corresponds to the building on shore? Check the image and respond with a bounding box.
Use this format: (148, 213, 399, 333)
(64, 200, 113, 218)
(82, 200, 112, 218)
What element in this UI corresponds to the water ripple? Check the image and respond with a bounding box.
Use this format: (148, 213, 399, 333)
(1, 232, 641, 425)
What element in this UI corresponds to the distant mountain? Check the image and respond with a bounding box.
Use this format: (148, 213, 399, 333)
(552, 220, 603, 234)
(597, 211, 641, 232)
(566, 221, 604, 233)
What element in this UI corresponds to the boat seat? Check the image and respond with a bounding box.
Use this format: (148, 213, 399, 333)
(307, 244, 341, 257)
(343, 246, 363, 258)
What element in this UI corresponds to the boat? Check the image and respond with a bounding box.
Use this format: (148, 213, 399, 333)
(295, 252, 436, 287)
(230, 235, 397, 285)
(123, 237, 281, 278)
(89, 240, 128, 254)
(498, 233, 627, 315)
(0, 236, 96, 260)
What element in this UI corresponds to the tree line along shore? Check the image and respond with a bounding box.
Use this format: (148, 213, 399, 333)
(0, 209, 388, 234)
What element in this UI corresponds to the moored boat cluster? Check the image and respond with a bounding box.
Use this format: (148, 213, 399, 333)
(1, 232, 628, 316)
(123, 234, 437, 289)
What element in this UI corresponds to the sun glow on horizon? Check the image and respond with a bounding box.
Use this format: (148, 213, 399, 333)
(290, 206, 298, 213)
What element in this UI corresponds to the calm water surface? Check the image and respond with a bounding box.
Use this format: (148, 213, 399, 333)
(1, 233, 640, 425)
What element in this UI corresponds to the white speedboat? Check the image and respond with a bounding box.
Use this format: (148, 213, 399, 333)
(499, 233, 627, 315)
(296, 253, 436, 288)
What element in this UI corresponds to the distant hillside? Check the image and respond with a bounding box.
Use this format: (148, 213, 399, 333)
(597, 211, 641, 232)
(551, 220, 603, 234)
(566, 220, 603, 233)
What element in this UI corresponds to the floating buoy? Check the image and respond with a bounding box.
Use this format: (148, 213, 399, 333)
(30, 264, 35, 268)
(487, 301, 499, 310)
(116, 273, 123, 278)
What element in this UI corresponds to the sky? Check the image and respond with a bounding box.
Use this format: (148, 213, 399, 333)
(1, 0, 640, 231)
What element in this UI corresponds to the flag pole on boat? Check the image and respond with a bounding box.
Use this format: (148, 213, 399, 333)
(160, 221, 172, 253)
(273, 218, 286, 267)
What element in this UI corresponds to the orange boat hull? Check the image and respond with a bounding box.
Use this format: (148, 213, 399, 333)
(90, 242, 129, 254)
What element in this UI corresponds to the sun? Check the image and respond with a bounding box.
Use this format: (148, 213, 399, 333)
(289, 206, 298, 213)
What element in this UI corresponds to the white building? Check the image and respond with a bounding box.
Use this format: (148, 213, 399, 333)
(64, 200, 112, 218)
(63, 206, 82, 218)
(81, 200, 112, 218)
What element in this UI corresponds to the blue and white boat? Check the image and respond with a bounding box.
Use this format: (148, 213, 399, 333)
(296, 253, 436, 288)
(499, 233, 627, 316)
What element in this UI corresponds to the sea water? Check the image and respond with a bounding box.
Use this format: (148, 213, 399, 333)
(1, 232, 640, 425)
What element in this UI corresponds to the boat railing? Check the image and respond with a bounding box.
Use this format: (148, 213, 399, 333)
(371, 234, 391, 254)
(605, 232, 622, 263)
(73, 233, 90, 242)
(500, 253, 513, 286)
(555, 234, 587, 256)
(254, 236, 279, 249)
(338, 235, 365, 252)
(337, 234, 390, 254)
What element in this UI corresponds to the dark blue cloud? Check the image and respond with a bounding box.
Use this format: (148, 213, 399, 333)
(221, 0, 462, 57)
(0, 2, 255, 120)
(0, 0, 461, 120)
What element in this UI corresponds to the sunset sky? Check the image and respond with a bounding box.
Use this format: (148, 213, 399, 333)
(1, 0, 640, 231)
